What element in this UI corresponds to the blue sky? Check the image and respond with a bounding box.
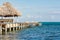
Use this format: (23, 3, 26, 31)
(0, 0, 60, 22)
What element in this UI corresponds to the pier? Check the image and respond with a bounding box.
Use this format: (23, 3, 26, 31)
(0, 22, 39, 34)
(0, 2, 40, 34)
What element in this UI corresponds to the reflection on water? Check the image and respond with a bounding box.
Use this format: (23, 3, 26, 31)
(0, 32, 19, 40)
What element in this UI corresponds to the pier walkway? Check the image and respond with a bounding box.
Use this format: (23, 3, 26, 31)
(0, 22, 39, 34)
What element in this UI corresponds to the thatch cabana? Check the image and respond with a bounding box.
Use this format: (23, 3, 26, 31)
(0, 2, 21, 17)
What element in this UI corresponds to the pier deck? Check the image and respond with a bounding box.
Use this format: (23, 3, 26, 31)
(0, 22, 39, 34)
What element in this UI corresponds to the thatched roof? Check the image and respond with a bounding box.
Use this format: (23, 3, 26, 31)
(0, 2, 21, 17)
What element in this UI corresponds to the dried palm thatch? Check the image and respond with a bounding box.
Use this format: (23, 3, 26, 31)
(0, 2, 21, 17)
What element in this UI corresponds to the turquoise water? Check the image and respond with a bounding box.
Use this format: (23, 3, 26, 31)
(1, 22, 60, 40)
(16, 22, 60, 40)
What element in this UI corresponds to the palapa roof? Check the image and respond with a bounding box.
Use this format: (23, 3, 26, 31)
(0, 2, 21, 17)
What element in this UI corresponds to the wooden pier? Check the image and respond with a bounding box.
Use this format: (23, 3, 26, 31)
(0, 2, 40, 34)
(0, 22, 39, 34)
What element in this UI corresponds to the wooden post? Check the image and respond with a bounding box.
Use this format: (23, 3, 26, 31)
(5, 27, 7, 34)
(13, 27, 15, 31)
(15, 23, 17, 31)
(10, 27, 11, 32)
(16, 27, 17, 31)
(19, 24, 20, 30)
(0, 24, 2, 34)
(19, 23, 21, 30)
(21, 23, 22, 30)
(10, 24, 11, 32)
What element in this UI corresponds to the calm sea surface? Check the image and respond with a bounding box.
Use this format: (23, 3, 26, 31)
(0, 22, 60, 40)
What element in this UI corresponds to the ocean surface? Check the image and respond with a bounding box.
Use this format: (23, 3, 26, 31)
(1, 22, 60, 40)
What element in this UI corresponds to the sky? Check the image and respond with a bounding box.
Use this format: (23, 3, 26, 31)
(0, 0, 60, 22)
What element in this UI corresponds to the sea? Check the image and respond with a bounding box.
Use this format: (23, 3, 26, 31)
(0, 22, 60, 40)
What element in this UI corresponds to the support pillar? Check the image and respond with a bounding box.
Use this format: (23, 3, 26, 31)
(0, 24, 2, 34)
(13, 27, 15, 31)
(16, 27, 17, 31)
(21, 24, 22, 30)
(10, 26, 11, 32)
(5, 27, 7, 34)
(19, 24, 20, 30)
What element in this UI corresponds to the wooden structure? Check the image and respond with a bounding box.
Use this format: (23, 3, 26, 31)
(0, 2, 39, 35)
(0, 2, 21, 17)
(0, 2, 21, 34)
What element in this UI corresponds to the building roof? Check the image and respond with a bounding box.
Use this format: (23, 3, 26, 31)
(0, 2, 21, 17)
